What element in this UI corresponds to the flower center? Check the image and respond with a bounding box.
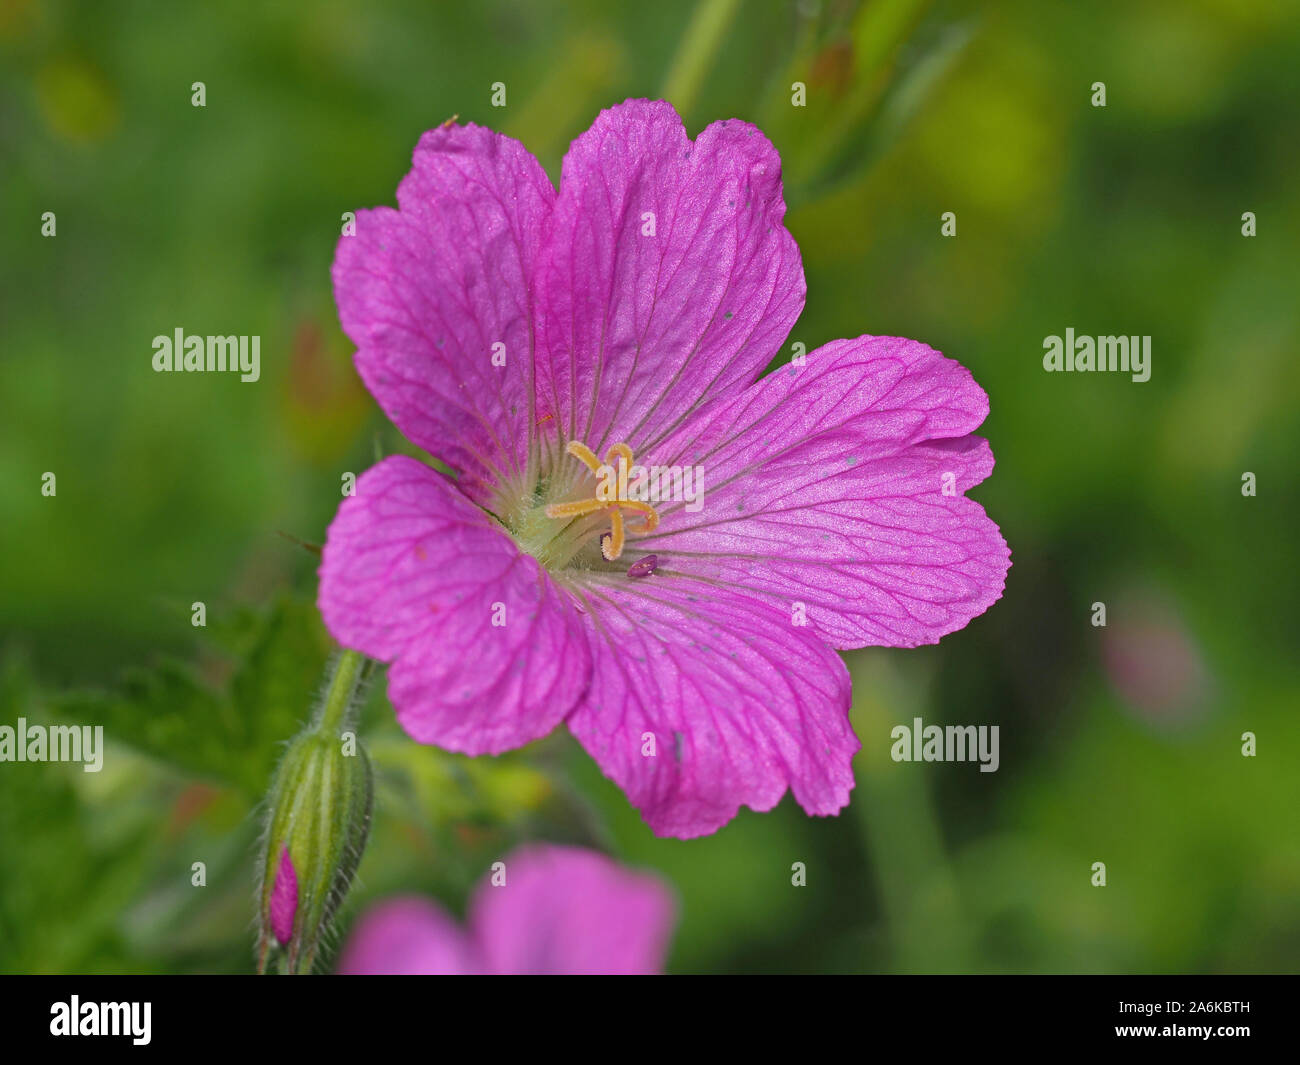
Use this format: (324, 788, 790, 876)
(543, 440, 660, 562)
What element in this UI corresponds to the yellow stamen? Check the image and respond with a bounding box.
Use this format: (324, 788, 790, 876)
(549, 438, 661, 562)
(605, 442, 634, 469)
(565, 440, 603, 475)
(601, 509, 625, 561)
(544, 498, 607, 521)
(615, 500, 659, 531)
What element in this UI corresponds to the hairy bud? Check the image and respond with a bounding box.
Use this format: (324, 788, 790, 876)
(257, 650, 373, 974)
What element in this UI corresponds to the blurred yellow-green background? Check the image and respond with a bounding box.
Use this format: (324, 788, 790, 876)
(1, 0, 1298, 973)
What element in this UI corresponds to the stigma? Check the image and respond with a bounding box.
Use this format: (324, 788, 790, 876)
(544, 440, 660, 562)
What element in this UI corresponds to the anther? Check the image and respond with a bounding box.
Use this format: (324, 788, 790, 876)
(543, 439, 661, 562)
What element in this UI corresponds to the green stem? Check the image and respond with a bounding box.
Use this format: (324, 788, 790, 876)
(660, 0, 743, 116)
(316, 648, 367, 736)
(794, 0, 930, 187)
(848, 650, 972, 972)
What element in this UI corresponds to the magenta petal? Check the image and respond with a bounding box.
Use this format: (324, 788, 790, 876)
(640, 335, 1011, 649)
(536, 98, 804, 453)
(336, 897, 482, 975)
(566, 580, 857, 839)
(470, 845, 674, 974)
(270, 847, 297, 946)
(317, 456, 592, 754)
(332, 123, 554, 503)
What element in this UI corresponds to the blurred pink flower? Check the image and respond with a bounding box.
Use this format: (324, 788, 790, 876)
(1102, 594, 1211, 724)
(337, 845, 674, 975)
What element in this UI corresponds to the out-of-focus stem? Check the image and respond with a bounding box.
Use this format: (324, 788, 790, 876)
(660, 0, 743, 116)
(796, 0, 931, 185)
(848, 649, 973, 971)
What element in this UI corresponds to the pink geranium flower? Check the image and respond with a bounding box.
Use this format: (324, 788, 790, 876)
(336, 845, 674, 975)
(320, 99, 1010, 839)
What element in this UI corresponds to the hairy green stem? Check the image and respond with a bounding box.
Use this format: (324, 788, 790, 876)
(316, 648, 367, 736)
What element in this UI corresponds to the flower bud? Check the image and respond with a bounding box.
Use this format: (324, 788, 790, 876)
(257, 650, 373, 974)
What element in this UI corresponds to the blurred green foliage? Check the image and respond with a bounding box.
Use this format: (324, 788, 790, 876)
(1, 0, 1297, 973)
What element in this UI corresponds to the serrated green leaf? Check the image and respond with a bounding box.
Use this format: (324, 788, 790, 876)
(49, 593, 331, 793)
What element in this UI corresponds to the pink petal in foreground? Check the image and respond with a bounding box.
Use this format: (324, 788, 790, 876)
(536, 99, 805, 457)
(566, 580, 858, 839)
(317, 455, 592, 755)
(641, 335, 1011, 649)
(332, 123, 555, 504)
